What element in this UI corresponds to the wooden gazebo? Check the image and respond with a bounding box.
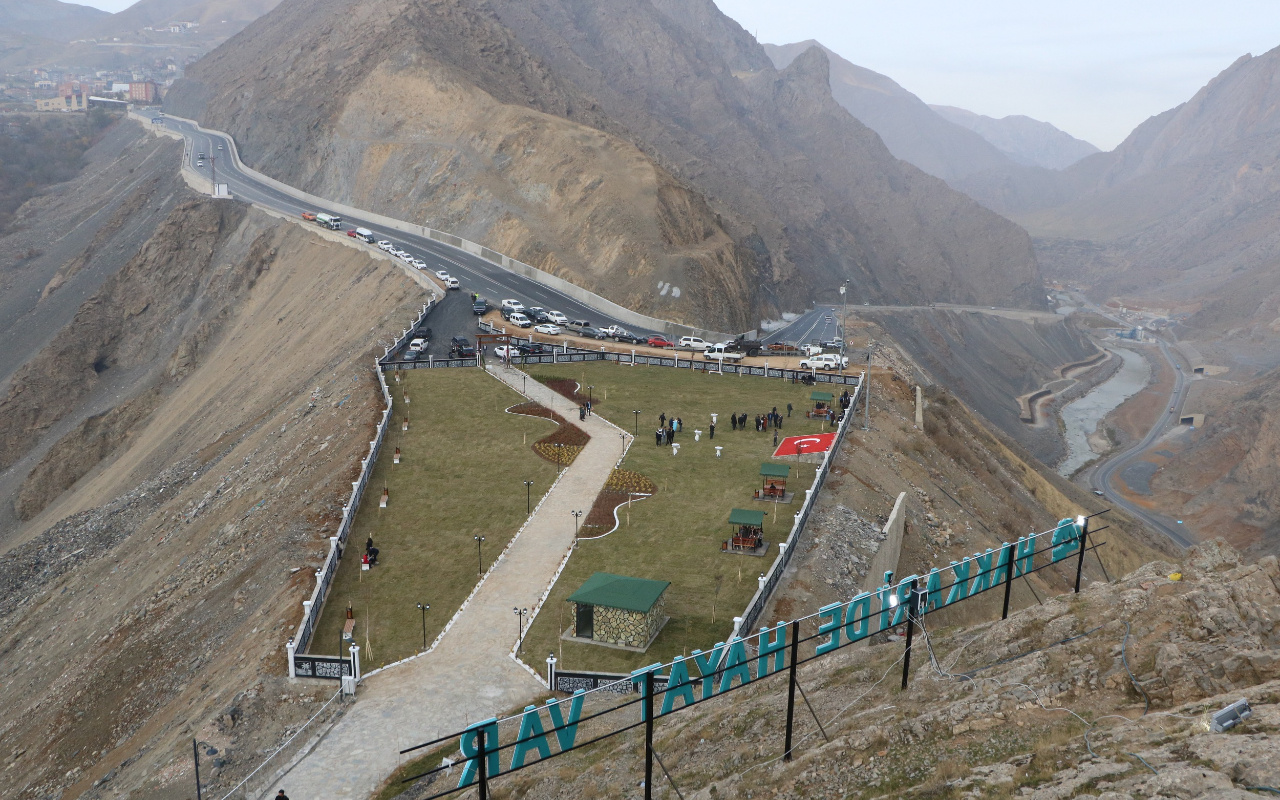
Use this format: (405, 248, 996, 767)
(754, 462, 793, 502)
(723, 508, 766, 555)
(808, 390, 835, 419)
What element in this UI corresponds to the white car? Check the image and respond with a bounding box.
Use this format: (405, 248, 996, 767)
(445, 276, 460, 290)
(377, 241, 393, 251)
(534, 323, 561, 335)
(493, 345, 519, 359)
(408, 338, 427, 352)
(677, 336, 711, 351)
(412, 259, 426, 270)
(435, 269, 450, 280)
(501, 299, 525, 312)
(545, 310, 568, 325)
(798, 353, 849, 370)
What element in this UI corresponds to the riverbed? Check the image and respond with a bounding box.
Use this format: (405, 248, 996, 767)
(1057, 346, 1151, 476)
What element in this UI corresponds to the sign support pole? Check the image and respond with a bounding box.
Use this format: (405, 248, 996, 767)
(784, 619, 799, 761)
(901, 578, 918, 690)
(1075, 519, 1090, 593)
(644, 670, 655, 800)
(478, 726, 488, 800)
(193, 739, 202, 800)
(1001, 543, 1016, 620)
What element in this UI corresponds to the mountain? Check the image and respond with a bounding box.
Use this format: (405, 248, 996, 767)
(930, 104, 1099, 169)
(763, 40, 1018, 184)
(165, 0, 1046, 329)
(0, 0, 107, 40)
(90, 0, 283, 36)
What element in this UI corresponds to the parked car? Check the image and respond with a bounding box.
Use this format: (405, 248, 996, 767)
(525, 306, 546, 321)
(354, 227, 375, 243)
(647, 335, 675, 348)
(401, 349, 421, 362)
(445, 276, 460, 290)
(534, 323, 561, 335)
(545, 310, 569, 325)
(677, 336, 711, 351)
(577, 326, 605, 339)
(412, 259, 427, 270)
(449, 336, 476, 357)
(435, 269, 450, 280)
(600, 325, 625, 338)
(799, 344, 825, 357)
(472, 298, 489, 315)
(518, 342, 548, 355)
(378, 241, 393, 251)
(508, 312, 533, 328)
(501, 299, 525, 312)
(614, 331, 645, 345)
(798, 353, 849, 370)
(493, 345, 520, 359)
(408, 338, 427, 352)
(347, 230, 359, 238)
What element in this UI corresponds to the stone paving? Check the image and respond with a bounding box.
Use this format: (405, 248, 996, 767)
(265, 365, 629, 799)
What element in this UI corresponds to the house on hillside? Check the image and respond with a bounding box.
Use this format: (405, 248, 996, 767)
(566, 573, 669, 651)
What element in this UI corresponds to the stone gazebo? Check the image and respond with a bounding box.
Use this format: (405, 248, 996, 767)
(565, 573, 670, 651)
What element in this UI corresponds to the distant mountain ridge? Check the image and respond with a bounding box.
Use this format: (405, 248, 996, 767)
(167, 0, 1046, 329)
(0, 0, 107, 40)
(930, 105, 1099, 170)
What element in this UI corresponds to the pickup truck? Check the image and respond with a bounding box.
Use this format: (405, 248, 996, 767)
(725, 338, 764, 357)
(702, 343, 746, 363)
(798, 353, 849, 370)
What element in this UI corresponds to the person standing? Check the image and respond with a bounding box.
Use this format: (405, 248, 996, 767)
(730, 413, 737, 431)
(709, 421, 715, 439)
(787, 402, 793, 418)
(659, 412, 666, 428)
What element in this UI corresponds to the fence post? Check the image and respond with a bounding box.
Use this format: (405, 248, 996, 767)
(901, 578, 918, 690)
(1001, 542, 1016, 620)
(784, 619, 799, 761)
(644, 669, 654, 800)
(286, 637, 296, 679)
(478, 725, 489, 800)
(1074, 518, 1089, 593)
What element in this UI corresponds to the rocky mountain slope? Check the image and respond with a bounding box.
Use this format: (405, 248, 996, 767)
(763, 40, 1017, 184)
(425, 539, 1280, 799)
(165, 0, 1046, 330)
(0, 148, 426, 800)
(931, 104, 1100, 169)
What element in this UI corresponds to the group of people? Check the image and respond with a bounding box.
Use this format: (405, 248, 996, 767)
(655, 413, 684, 445)
(729, 404, 789, 433)
(579, 400, 593, 421)
(362, 536, 380, 567)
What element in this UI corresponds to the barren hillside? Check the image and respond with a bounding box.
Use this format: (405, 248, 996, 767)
(165, 0, 1046, 329)
(0, 145, 426, 799)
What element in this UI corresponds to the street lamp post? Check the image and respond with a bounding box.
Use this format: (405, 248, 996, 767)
(633, 409, 641, 435)
(474, 536, 485, 576)
(553, 442, 565, 469)
(839, 282, 847, 374)
(587, 385, 594, 407)
(416, 602, 430, 650)
(571, 510, 583, 537)
(513, 607, 529, 649)
(524, 480, 534, 516)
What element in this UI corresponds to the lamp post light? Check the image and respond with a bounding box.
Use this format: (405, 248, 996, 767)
(633, 409, 641, 435)
(839, 282, 848, 374)
(474, 536, 485, 576)
(553, 442, 565, 469)
(571, 510, 584, 537)
(416, 602, 430, 651)
(513, 607, 529, 648)
(587, 385, 594, 407)
(524, 480, 534, 516)
(546, 652, 558, 688)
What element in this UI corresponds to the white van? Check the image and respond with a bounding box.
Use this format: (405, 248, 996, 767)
(354, 227, 375, 243)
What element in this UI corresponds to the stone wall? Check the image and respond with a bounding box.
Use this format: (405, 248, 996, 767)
(572, 594, 668, 650)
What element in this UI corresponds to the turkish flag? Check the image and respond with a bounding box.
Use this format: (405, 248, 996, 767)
(773, 433, 836, 457)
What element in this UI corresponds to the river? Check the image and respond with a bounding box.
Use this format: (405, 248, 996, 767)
(1057, 346, 1151, 476)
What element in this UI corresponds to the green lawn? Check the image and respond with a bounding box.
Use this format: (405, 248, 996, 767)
(518, 362, 838, 674)
(311, 368, 562, 668)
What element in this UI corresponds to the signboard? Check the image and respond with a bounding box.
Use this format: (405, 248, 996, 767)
(773, 433, 836, 457)
(404, 515, 1097, 793)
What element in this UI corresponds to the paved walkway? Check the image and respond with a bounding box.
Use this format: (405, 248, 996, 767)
(265, 366, 628, 799)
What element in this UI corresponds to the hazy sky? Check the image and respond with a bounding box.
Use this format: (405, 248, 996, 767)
(715, 0, 1280, 149)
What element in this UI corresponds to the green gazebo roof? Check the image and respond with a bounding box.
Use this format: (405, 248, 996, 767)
(567, 573, 670, 613)
(728, 508, 766, 527)
(810, 390, 834, 402)
(760, 463, 791, 478)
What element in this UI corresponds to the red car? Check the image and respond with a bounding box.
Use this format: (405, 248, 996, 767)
(347, 229, 358, 237)
(647, 335, 674, 348)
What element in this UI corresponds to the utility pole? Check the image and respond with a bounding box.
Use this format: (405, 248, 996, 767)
(863, 354, 871, 431)
(209, 154, 217, 196)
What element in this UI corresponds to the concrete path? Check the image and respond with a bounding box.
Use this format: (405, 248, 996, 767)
(265, 366, 629, 799)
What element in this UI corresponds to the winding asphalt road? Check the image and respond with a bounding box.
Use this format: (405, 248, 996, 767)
(1083, 338, 1195, 547)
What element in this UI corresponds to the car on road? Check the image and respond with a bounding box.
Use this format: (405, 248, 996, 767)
(1093, 490, 1105, 496)
(544, 310, 569, 325)
(647, 335, 674, 348)
(472, 298, 489, 315)
(534, 323, 561, 335)
(501, 299, 525, 312)
(798, 353, 849, 370)
(378, 241, 393, 251)
(508, 312, 532, 328)
(218, 144, 223, 150)
(449, 336, 476, 358)
(445, 276, 460, 290)
(408, 338, 427, 352)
